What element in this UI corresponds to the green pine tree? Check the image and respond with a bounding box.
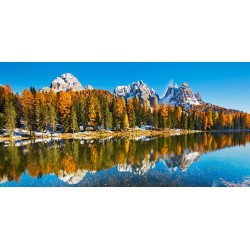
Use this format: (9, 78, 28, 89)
(4, 101, 16, 137)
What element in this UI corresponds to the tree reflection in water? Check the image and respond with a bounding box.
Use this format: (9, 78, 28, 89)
(0, 132, 250, 185)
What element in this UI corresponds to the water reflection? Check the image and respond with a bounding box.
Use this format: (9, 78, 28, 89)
(0, 132, 250, 186)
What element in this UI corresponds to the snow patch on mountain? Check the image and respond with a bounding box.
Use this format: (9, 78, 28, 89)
(113, 80, 159, 104)
(159, 82, 203, 107)
(51, 73, 84, 92)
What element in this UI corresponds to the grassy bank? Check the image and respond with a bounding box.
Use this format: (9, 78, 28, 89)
(0, 129, 202, 141)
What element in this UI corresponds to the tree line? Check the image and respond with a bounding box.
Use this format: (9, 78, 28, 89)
(0, 84, 250, 136)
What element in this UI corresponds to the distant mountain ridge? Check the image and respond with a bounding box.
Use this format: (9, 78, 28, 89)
(113, 80, 203, 108)
(38, 73, 242, 113)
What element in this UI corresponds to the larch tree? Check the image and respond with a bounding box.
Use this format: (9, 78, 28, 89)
(159, 102, 168, 128)
(121, 110, 129, 130)
(205, 109, 213, 130)
(127, 98, 136, 128)
(21, 89, 36, 136)
(58, 91, 72, 132)
(87, 95, 97, 129)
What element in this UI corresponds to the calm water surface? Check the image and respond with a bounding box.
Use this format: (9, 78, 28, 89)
(0, 132, 250, 187)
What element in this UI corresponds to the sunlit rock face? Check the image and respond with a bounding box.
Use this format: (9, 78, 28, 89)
(113, 80, 159, 105)
(159, 82, 203, 108)
(58, 169, 88, 184)
(51, 73, 84, 92)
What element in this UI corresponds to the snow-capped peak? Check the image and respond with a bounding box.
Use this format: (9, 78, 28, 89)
(39, 73, 85, 93)
(113, 80, 159, 104)
(159, 82, 203, 107)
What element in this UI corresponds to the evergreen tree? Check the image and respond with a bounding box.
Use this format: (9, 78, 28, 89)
(4, 101, 16, 136)
(133, 97, 142, 127)
(0, 113, 4, 129)
(142, 100, 150, 125)
(48, 105, 57, 133)
(70, 106, 78, 134)
(180, 111, 188, 130)
(152, 98, 159, 129)
(188, 112, 195, 130)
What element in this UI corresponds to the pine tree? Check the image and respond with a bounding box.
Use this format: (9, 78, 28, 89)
(0, 112, 4, 129)
(70, 106, 78, 134)
(152, 98, 159, 129)
(180, 111, 188, 130)
(4, 101, 16, 136)
(133, 97, 142, 127)
(188, 112, 195, 130)
(106, 109, 113, 130)
(48, 105, 57, 133)
(142, 100, 150, 125)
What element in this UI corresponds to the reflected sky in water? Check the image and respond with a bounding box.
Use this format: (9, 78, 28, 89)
(0, 132, 250, 187)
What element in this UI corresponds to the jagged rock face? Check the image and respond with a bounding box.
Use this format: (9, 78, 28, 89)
(195, 92, 202, 102)
(51, 73, 84, 93)
(160, 82, 203, 107)
(113, 80, 159, 105)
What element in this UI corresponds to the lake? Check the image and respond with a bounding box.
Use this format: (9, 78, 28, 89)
(0, 132, 250, 187)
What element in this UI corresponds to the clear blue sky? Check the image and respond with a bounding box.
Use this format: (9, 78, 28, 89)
(0, 62, 250, 112)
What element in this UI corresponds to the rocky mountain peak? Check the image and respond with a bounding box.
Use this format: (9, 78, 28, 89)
(113, 80, 159, 105)
(50, 73, 84, 93)
(159, 82, 203, 107)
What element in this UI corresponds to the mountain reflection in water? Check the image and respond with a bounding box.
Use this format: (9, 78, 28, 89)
(0, 132, 250, 187)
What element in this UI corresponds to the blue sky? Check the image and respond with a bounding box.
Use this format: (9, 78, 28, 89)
(0, 62, 250, 112)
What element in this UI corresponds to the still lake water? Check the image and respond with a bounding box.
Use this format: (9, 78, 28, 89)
(0, 132, 250, 187)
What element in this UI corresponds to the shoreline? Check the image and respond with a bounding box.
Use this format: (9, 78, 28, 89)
(0, 129, 201, 142)
(1, 128, 249, 142)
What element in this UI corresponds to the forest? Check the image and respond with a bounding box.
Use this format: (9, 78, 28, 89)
(0, 84, 250, 136)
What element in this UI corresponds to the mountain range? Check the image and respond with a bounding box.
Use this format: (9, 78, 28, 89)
(40, 73, 206, 108)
